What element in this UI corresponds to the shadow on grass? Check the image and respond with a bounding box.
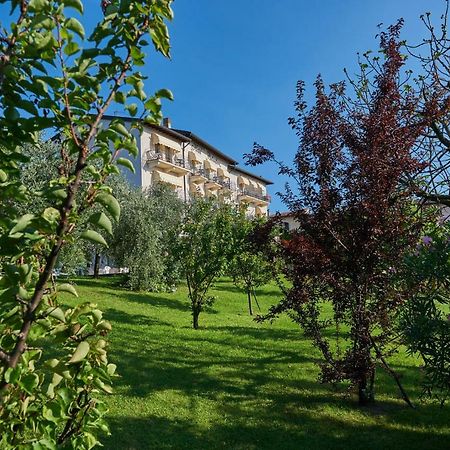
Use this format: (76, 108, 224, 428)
(102, 394, 450, 450)
(95, 289, 191, 312)
(205, 325, 303, 341)
(103, 313, 450, 449)
(74, 277, 449, 449)
(105, 308, 175, 328)
(212, 281, 283, 299)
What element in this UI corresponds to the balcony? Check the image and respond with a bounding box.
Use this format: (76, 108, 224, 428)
(204, 173, 222, 191)
(216, 178, 232, 191)
(190, 167, 208, 184)
(146, 151, 190, 176)
(238, 188, 270, 205)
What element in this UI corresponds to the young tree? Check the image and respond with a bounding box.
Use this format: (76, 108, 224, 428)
(110, 183, 184, 291)
(246, 23, 431, 406)
(0, 0, 173, 447)
(229, 211, 272, 315)
(175, 199, 234, 329)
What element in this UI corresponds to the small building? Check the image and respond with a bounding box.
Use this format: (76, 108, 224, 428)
(271, 211, 300, 232)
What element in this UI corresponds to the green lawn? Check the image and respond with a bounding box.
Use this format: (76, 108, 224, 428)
(61, 277, 449, 450)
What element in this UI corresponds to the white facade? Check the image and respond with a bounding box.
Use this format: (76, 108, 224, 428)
(110, 117, 273, 217)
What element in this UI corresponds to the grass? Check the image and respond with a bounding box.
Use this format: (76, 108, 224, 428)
(60, 276, 450, 450)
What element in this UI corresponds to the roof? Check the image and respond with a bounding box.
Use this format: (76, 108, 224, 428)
(229, 164, 273, 186)
(103, 115, 190, 143)
(175, 129, 273, 185)
(173, 129, 237, 164)
(270, 211, 294, 218)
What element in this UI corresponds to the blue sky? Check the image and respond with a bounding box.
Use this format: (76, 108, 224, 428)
(144, 0, 445, 212)
(1, 0, 446, 211)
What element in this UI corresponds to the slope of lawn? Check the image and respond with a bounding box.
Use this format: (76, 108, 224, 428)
(61, 277, 450, 450)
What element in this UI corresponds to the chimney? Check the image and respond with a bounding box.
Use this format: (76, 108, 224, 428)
(162, 117, 171, 128)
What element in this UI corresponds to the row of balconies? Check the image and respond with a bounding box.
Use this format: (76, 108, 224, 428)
(146, 150, 270, 205)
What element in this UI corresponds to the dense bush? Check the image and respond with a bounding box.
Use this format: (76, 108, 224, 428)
(401, 210, 450, 405)
(110, 183, 184, 291)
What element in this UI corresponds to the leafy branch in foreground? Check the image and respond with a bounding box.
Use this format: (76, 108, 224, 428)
(0, 0, 173, 447)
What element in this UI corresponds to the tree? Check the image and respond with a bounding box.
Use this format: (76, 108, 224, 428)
(400, 211, 450, 405)
(175, 199, 234, 329)
(0, 0, 174, 447)
(245, 23, 431, 406)
(229, 210, 272, 315)
(405, 1, 450, 206)
(109, 182, 184, 291)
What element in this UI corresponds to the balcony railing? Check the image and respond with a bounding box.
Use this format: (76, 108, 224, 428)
(146, 151, 186, 168)
(239, 188, 270, 202)
(191, 167, 207, 177)
(216, 178, 231, 189)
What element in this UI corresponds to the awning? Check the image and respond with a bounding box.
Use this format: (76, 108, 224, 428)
(237, 175, 249, 186)
(152, 133, 182, 153)
(255, 205, 267, 216)
(153, 170, 183, 187)
(217, 167, 229, 178)
(188, 150, 200, 162)
(203, 160, 217, 170)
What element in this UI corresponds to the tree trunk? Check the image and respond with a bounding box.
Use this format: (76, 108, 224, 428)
(358, 367, 375, 406)
(193, 308, 200, 329)
(93, 252, 100, 279)
(247, 289, 253, 316)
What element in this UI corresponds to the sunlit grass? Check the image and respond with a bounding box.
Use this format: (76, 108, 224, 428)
(60, 277, 449, 450)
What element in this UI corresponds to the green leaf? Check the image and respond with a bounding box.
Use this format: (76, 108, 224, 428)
(57, 283, 78, 297)
(20, 373, 39, 394)
(10, 214, 34, 235)
(69, 341, 90, 364)
(4, 367, 20, 384)
(52, 372, 63, 387)
(80, 229, 108, 247)
(116, 157, 135, 173)
(42, 207, 60, 224)
(65, 17, 85, 39)
(63, 0, 83, 13)
(5, 106, 19, 121)
(97, 320, 112, 331)
(18, 264, 33, 284)
(89, 212, 113, 235)
(48, 188, 67, 200)
(107, 363, 117, 376)
(156, 88, 174, 101)
(28, 0, 49, 11)
(95, 192, 120, 221)
(92, 309, 103, 323)
(110, 122, 129, 137)
(35, 31, 53, 50)
(94, 378, 113, 394)
(47, 307, 66, 323)
(64, 41, 79, 56)
(0, 169, 7, 182)
(114, 91, 126, 104)
(125, 103, 138, 116)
